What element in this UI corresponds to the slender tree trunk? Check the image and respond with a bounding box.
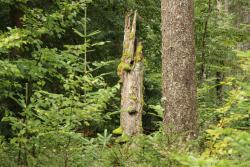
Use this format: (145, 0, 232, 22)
(161, 0, 198, 139)
(10, 5, 23, 28)
(217, 0, 223, 12)
(9, 5, 23, 60)
(242, 6, 250, 50)
(224, 0, 229, 14)
(216, 71, 224, 101)
(118, 11, 144, 136)
(200, 0, 212, 82)
(235, 0, 250, 50)
(215, 0, 226, 102)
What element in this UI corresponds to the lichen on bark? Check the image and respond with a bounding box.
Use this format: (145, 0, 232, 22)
(118, 11, 144, 136)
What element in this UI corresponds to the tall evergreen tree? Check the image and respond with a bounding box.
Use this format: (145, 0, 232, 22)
(161, 0, 198, 138)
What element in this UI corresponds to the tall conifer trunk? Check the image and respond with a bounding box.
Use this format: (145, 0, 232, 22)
(118, 11, 144, 136)
(161, 0, 198, 139)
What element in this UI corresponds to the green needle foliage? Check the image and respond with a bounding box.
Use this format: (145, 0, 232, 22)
(0, 0, 249, 166)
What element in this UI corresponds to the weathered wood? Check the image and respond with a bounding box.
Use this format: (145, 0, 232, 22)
(118, 11, 144, 136)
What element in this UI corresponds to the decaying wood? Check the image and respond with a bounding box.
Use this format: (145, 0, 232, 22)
(118, 11, 144, 136)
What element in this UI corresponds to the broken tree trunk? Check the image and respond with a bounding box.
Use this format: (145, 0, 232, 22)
(118, 11, 144, 136)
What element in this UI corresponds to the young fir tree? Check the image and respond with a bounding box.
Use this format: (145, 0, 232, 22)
(161, 0, 198, 139)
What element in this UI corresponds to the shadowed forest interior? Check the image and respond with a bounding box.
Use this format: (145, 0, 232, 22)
(0, 0, 249, 166)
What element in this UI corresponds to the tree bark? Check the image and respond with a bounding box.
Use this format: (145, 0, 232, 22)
(200, 0, 212, 82)
(161, 0, 198, 139)
(224, 0, 229, 14)
(215, 0, 226, 102)
(118, 11, 144, 136)
(10, 5, 23, 28)
(9, 5, 23, 60)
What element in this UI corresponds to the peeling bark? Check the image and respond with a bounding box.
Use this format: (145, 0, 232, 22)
(161, 0, 198, 139)
(118, 11, 144, 136)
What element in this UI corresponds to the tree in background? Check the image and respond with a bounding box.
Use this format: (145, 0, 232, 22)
(0, 0, 249, 166)
(161, 0, 198, 138)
